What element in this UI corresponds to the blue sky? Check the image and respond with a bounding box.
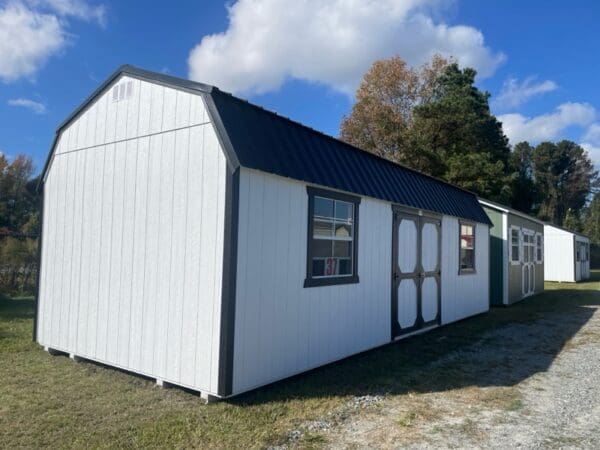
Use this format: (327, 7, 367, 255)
(2, 0, 600, 173)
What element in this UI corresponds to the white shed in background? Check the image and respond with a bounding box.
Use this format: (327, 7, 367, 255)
(544, 224, 591, 282)
(36, 65, 491, 401)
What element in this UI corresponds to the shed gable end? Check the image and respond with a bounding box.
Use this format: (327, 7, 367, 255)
(46, 75, 210, 179)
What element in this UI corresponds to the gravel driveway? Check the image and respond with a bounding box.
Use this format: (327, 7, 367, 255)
(294, 287, 600, 449)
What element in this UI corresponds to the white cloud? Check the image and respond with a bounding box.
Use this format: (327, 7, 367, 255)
(493, 76, 557, 109)
(580, 123, 600, 168)
(582, 123, 600, 143)
(8, 97, 46, 113)
(580, 142, 600, 168)
(0, 0, 105, 82)
(0, 2, 66, 82)
(188, 0, 505, 95)
(27, 0, 106, 25)
(499, 102, 596, 144)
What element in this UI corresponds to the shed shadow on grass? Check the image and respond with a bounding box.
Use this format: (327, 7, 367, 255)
(0, 296, 35, 320)
(230, 282, 600, 406)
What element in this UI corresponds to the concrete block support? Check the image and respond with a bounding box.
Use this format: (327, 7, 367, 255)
(201, 392, 219, 403)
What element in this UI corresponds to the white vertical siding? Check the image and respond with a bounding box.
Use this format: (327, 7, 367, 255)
(53, 75, 207, 156)
(232, 169, 392, 395)
(544, 225, 575, 282)
(440, 218, 489, 324)
(232, 169, 490, 395)
(37, 77, 226, 395)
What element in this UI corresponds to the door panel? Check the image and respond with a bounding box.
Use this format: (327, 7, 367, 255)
(421, 277, 438, 323)
(397, 279, 418, 329)
(398, 219, 418, 273)
(392, 209, 441, 338)
(421, 222, 438, 272)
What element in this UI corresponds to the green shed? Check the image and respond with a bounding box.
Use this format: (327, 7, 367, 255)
(479, 199, 545, 306)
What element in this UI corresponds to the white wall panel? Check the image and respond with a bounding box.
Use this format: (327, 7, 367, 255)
(38, 80, 226, 395)
(544, 225, 575, 282)
(52, 75, 209, 158)
(440, 218, 489, 325)
(125, 79, 142, 140)
(232, 169, 392, 395)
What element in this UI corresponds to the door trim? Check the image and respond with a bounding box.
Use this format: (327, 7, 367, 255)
(521, 228, 535, 298)
(391, 206, 442, 339)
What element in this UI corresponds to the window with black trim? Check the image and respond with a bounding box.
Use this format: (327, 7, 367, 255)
(305, 187, 360, 287)
(459, 222, 476, 273)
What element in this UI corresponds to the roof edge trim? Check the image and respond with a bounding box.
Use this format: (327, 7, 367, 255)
(478, 198, 545, 225)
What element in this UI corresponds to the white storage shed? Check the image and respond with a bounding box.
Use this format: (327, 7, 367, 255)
(544, 224, 591, 282)
(35, 66, 491, 400)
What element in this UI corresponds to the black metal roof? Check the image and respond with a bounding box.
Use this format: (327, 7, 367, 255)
(40, 65, 492, 225)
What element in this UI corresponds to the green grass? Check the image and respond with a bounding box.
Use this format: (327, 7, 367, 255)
(1, 271, 599, 448)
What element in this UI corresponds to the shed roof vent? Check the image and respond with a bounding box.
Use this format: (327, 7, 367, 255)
(112, 80, 133, 102)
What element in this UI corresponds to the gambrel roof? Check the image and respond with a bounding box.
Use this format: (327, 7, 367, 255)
(41, 65, 492, 225)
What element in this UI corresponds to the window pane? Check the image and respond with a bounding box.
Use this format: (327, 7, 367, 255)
(512, 245, 519, 261)
(460, 248, 474, 270)
(511, 229, 519, 245)
(334, 222, 352, 237)
(461, 236, 474, 250)
(334, 241, 352, 257)
(313, 239, 332, 257)
(338, 258, 352, 275)
(460, 224, 474, 251)
(308, 193, 357, 281)
(312, 259, 325, 277)
(334, 201, 353, 222)
(314, 219, 333, 237)
(314, 197, 334, 218)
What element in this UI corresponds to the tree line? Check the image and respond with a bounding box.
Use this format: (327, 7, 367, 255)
(1, 55, 598, 296)
(341, 55, 600, 259)
(0, 154, 40, 295)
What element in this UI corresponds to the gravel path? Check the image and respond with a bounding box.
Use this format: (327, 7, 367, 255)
(318, 300, 600, 449)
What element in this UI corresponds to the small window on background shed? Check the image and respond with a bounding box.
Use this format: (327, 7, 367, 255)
(536, 234, 543, 263)
(510, 228, 520, 263)
(304, 187, 360, 287)
(459, 222, 475, 273)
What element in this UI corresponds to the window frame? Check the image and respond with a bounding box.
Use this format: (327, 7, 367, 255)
(522, 229, 535, 264)
(304, 186, 360, 288)
(535, 232, 543, 264)
(459, 221, 476, 275)
(509, 226, 521, 265)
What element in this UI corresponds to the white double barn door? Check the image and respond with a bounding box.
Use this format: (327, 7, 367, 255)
(392, 210, 441, 338)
